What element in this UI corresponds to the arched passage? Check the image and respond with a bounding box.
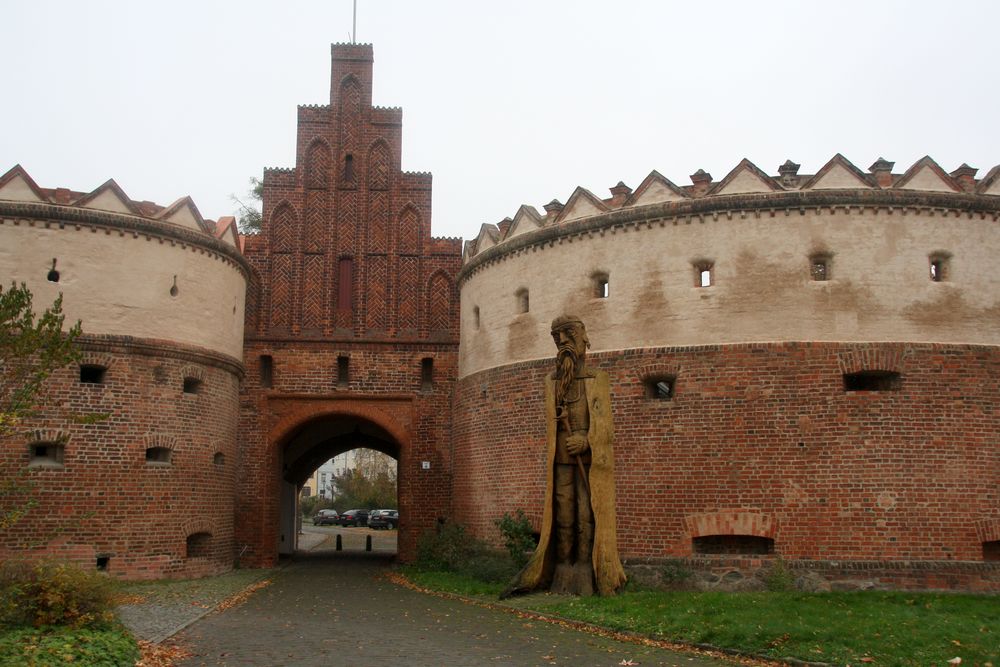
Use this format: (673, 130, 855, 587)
(274, 409, 408, 557)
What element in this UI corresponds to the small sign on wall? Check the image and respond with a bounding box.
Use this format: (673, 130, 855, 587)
(421, 461, 431, 470)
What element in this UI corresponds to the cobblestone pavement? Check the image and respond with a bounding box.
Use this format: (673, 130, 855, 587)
(175, 552, 733, 667)
(118, 529, 331, 642)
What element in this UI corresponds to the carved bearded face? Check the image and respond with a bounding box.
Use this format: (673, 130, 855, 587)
(551, 318, 589, 402)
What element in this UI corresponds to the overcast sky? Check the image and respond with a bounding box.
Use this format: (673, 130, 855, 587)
(3, 1, 999, 240)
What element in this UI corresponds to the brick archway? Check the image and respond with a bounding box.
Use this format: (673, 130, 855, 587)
(269, 398, 412, 453)
(250, 396, 418, 564)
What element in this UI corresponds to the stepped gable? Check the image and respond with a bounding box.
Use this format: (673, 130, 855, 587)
(894, 155, 962, 192)
(243, 42, 461, 341)
(799, 153, 874, 190)
(629, 170, 689, 206)
(708, 158, 782, 196)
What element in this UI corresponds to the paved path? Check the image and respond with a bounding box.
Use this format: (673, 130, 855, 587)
(175, 553, 733, 667)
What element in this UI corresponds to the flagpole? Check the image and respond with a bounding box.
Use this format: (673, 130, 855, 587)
(352, 0, 357, 43)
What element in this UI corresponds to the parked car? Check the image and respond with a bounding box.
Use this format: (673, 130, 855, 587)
(312, 509, 339, 526)
(336, 509, 370, 527)
(368, 509, 398, 529)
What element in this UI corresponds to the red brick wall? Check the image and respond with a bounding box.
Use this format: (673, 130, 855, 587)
(236, 343, 458, 564)
(0, 336, 241, 580)
(236, 44, 462, 566)
(452, 342, 1000, 586)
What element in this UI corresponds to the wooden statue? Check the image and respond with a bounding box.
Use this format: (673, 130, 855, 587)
(503, 315, 626, 597)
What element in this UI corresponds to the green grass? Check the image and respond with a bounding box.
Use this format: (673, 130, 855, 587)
(0, 624, 139, 667)
(402, 568, 507, 597)
(403, 570, 999, 666)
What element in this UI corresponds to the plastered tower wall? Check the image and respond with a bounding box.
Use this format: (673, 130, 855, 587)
(237, 44, 462, 566)
(453, 157, 1000, 590)
(0, 169, 248, 579)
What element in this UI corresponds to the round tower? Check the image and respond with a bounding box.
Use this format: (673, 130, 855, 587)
(0, 165, 248, 579)
(453, 155, 1000, 590)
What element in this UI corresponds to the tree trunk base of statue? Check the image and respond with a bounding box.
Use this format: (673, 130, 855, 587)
(550, 562, 595, 596)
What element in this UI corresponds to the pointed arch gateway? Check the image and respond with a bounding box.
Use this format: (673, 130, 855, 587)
(263, 396, 421, 561)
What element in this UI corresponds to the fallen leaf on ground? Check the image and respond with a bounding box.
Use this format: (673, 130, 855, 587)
(115, 594, 146, 605)
(215, 579, 272, 612)
(135, 640, 193, 667)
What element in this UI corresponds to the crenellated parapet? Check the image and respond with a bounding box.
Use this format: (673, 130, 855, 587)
(461, 155, 1000, 276)
(457, 154, 1000, 377)
(0, 164, 248, 360)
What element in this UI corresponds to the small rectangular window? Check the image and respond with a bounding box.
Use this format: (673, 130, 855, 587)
(645, 377, 675, 401)
(843, 371, 901, 392)
(29, 442, 65, 467)
(929, 253, 951, 282)
(259, 355, 273, 389)
(693, 535, 774, 555)
(146, 447, 172, 464)
(79, 365, 106, 384)
(593, 275, 609, 298)
(694, 262, 714, 287)
(183, 377, 202, 394)
(930, 259, 944, 282)
(337, 355, 350, 388)
(810, 256, 830, 281)
(516, 288, 529, 313)
(421, 358, 434, 390)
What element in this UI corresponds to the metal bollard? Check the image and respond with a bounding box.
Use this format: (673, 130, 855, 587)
(336, 534, 342, 551)
(366, 534, 372, 552)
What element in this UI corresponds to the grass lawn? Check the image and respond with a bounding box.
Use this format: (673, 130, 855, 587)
(402, 569, 999, 666)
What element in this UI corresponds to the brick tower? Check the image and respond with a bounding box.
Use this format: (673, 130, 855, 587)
(238, 44, 462, 565)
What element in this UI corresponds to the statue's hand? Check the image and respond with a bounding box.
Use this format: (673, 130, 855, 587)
(566, 434, 589, 456)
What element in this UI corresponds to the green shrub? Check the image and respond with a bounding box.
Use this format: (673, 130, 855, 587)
(763, 558, 794, 592)
(493, 509, 535, 570)
(0, 624, 139, 667)
(0, 560, 116, 629)
(415, 521, 478, 572)
(414, 521, 516, 583)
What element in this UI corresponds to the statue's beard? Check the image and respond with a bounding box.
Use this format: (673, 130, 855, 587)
(555, 346, 580, 405)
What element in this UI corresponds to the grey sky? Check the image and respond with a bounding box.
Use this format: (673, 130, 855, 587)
(3, 1, 998, 240)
